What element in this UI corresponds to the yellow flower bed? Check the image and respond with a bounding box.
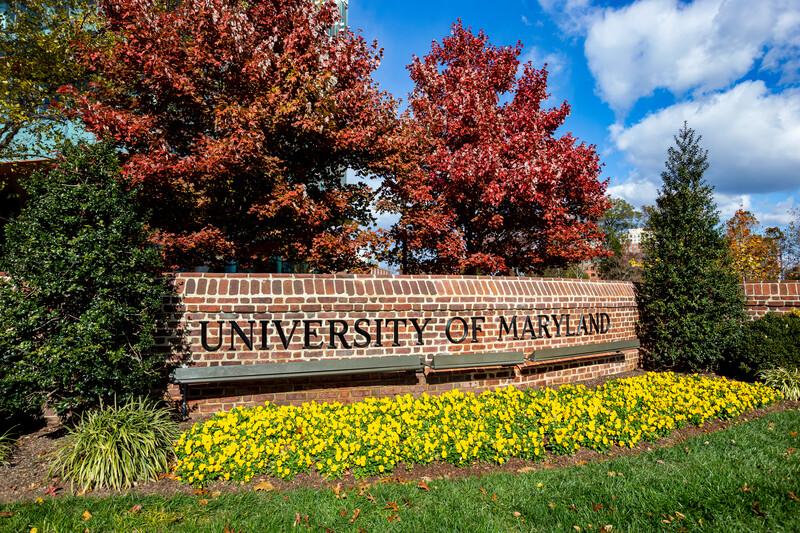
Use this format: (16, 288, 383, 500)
(174, 373, 780, 485)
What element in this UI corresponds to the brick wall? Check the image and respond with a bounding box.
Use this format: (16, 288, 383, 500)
(168, 274, 640, 415)
(743, 282, 800, 318)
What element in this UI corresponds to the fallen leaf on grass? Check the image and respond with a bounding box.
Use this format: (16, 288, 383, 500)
(364, 493, 376, 503)
(752, 501, 766, 517)
(294, 513, 301, 527)
(223, 526, 238, 533)
(253, 481, 275, 492)
(593, 503, 604, 512)
(0, 512, 13, 518)
(129, 505, 142, 514)
(741, 484, 752, 493)
(789, 491, 800, 503)
(786, 448, 796, 456)
(349, 508, 361, 524)
(417, 480, 430, 491)
(601, 526, 613, 532)
(81, 510, 92, 521)
(193, 488, 209, 496)
(573, 526, 581, 532)
(512, 511, 522, 518)
(548, 502, 557, 510)
(517, 466, 535, 473)
(385, 501, 400, 512)
(333, 483, 346, 499)
(790, 431, 798, 438)
(43, 485, 62, 497)
(387, 513, 400, 522)
(340, 508, 349, 518)
(211, 491, 222, 498)
(158, 472, 178, 480)
(198, 499, 209, 506)
(674, 511, 686, 520)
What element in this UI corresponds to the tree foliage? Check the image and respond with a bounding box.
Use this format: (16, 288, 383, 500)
(0, 143, 180, 423)
(783, 209, 800, 279)
(0, 0, 98, 158)
(597, 197, 644, 281)
(380, 22, 609, 275)
(637, 124, 745, 372)
(725, 209, 781, 282)
(66, 0, 400, 272)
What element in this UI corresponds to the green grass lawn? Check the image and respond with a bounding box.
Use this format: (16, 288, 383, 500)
(2, 409, 799, 532)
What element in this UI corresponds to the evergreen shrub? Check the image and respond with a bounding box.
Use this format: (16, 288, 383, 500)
(637, 124, 745, 372)
(728, 313, 800, 378)
(0, 143, 182, 424)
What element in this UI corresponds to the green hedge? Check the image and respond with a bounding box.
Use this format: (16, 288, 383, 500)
(726, 312, 800, 379)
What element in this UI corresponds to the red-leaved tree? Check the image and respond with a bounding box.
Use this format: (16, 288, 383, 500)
(381, 22, 610, 274)
(66, 0, 400, 272)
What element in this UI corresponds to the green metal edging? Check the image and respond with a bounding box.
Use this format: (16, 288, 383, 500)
(431, 351, 525, 370)
(173, 355, 423, 385)
(532, 339, 640, 362)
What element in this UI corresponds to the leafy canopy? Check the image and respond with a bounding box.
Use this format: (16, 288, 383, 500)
(637, 123, 745, 372)
(67, 0, 401, 272)
(0, 0, 98, 158)
(597, 197, 644, 281)
(381, 22, 609, 275)
(725, 209, 781, 282)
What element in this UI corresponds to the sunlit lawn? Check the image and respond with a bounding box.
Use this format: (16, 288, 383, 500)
(2, 409, 799, 532)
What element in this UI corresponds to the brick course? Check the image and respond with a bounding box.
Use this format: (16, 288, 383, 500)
(167, 274, 640, 415)
(743, 282, 800, 318)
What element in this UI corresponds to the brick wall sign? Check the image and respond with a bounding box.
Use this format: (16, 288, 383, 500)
(170, 274, 640, 415)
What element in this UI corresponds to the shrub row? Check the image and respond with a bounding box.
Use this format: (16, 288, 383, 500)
(174, 373, 780, 485)
(728, 311, 800, 378)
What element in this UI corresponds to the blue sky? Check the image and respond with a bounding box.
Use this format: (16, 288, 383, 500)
(349, 0, 800, 228)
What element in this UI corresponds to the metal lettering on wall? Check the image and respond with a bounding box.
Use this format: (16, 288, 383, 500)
(198, 313, 612, 352)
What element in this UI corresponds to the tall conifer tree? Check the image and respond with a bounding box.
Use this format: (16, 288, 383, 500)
(638, 123, 745, 371)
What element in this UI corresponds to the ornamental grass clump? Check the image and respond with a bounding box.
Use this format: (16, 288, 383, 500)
(51, 398, 179, 490)
(0, 429, 14, 465)
(760, 368, 800, 401)
(174, 373, 780, 486)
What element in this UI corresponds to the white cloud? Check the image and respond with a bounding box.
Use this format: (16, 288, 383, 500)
(715, 192, 751, 222)
(607, 174, 660, 206)
(715, 192, 798, 227)
(611, 81, 800, 196)
(582, 0, 800, 113)
(537, 0, 597, 35)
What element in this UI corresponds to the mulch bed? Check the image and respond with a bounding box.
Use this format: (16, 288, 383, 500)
(1, 371, 796, 504)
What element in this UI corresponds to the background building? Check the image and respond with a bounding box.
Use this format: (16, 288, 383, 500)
(333, 0, 348, 35)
